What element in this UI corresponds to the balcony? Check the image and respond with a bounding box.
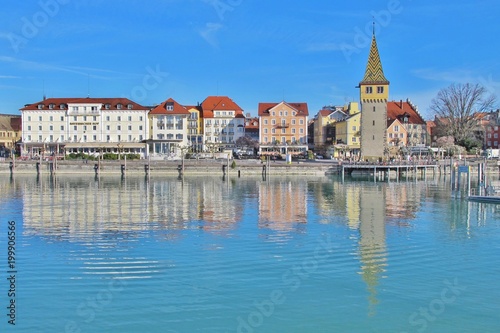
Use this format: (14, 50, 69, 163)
(276, 123, 290, 128)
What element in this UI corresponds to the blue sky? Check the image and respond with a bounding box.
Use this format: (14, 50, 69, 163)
(0, 0, 499, 119)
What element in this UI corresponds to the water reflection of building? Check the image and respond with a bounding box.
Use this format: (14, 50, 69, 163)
(258, 179, 308, 231)
(21, 176, 244, 239)
(358, 185, 387, 316)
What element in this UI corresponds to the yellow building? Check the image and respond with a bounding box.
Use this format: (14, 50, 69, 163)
(332, 102, 361, 158)
(185, 105, 204, 152)
(313, 106, 346, 151)
(0, 114, 22, 157)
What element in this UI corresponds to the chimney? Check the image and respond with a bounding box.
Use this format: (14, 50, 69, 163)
(400, 99, 403, 109)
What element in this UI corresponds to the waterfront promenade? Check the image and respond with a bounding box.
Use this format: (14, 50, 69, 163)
(0, 158, 339, 176)
(0, 158, 496, 178)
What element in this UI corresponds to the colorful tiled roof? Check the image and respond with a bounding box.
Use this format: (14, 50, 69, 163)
(360, 34, 389, 85)
(149, 98, 190, 115)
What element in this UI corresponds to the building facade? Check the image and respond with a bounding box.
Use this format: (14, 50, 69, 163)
(185, 105, 204, 153)
(201, 96, 246, 151)
(20, 97, 149, 158)
(148, 98, 190, 159)
(0, 114, 22, 157)
(258, 101, 309, 156)
(387, 100, 427, 147)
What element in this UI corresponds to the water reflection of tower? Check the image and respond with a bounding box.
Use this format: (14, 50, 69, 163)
(358, 185, 387, 315)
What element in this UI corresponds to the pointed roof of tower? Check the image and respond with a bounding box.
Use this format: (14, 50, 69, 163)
(359, 31, 389, 85)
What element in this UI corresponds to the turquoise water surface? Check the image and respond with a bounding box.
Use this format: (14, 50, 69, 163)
(0, 174, 499, 332)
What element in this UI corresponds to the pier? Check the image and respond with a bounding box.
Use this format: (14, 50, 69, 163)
(340, 162, 439, 182)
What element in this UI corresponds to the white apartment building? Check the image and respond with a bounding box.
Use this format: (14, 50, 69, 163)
(20, 97, 149, 158)
(201, 96, 246, 151)
(147, 98, 190, 160)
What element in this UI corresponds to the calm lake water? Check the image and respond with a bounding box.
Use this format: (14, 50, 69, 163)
(0, 174, 499, 333)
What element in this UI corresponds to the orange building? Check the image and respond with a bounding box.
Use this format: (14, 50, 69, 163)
(258, 101, 309, 157)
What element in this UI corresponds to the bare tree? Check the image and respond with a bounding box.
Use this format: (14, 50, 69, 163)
(430, 83, 496, 144)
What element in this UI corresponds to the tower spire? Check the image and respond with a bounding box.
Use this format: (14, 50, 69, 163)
(359, 28, 389, 85)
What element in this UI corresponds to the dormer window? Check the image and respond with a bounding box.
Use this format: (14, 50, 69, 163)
(49, 103, 55, 110)
(127, 104, 133, 110)
(60, 104, 66, 110)
(105, 104, 110, 109)
(117, 103, 122, 109)
(38, 104, 43, 109)
(166, 102, 174, 111)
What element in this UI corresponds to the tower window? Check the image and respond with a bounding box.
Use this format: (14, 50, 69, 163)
(365, 86, 373, 94)
(377, 86, 384, 94)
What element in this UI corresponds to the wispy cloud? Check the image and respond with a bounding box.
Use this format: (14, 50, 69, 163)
(0, 75, 21, 79)
(0, 56, 143, 80)
(412, 68, 478, 83)
(412, 68, 500, 97)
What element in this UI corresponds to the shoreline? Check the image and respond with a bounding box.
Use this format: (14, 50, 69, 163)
(0, 159, 339, 176)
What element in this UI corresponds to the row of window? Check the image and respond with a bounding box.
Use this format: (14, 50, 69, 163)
(205, 136, 235, 143)
(25, 134, 144, 142)
(26, 125, 144, 131)
(263, 119, 304, 126)
(214, 111, 235, 117)
(486, 141, 499, 147)
(263, 128, 304, 134)
(262, 137, 304, 144)
(26, 115, 145, 122)
(269, 111, 298, 117)
(365, 86, 385, 94)
(38, 103, 136, 110)
(156, 134, 184, 140)
(487, 133, 499, 139)
(0, 132, 19, 138)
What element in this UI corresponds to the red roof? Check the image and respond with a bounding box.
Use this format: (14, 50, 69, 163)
(20, 97, 148, 111)
(387, 100, 425, 125)
(149, 98, 190, 115)
(201, 96, 244, 118)
(258, 101, 309, 117)
(245, 117, 259, 129)
(319, 109, 333, 117)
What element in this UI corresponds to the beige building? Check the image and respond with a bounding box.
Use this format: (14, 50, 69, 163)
(258, 101, 309, 156)
(0, 114, 21, 157)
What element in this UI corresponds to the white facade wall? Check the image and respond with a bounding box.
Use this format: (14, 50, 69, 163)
(203, 110, 245, 146)
(22, 102, 149, 145)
